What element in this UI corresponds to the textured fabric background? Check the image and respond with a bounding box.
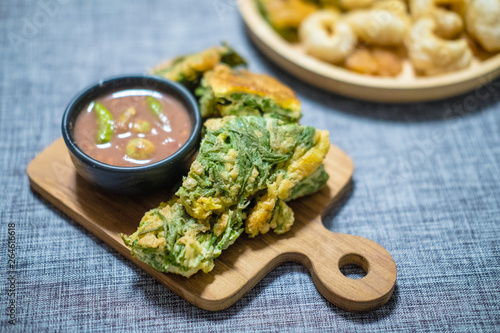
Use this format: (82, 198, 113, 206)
(1, 0, 499, 332)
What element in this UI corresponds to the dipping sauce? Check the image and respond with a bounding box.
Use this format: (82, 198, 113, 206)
(73, 89, 192, 167)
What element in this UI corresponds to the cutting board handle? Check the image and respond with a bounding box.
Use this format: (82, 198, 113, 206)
(289, 217, 397, 312)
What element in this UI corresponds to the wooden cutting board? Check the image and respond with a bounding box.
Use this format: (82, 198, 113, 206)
(27, 138, 397, 311)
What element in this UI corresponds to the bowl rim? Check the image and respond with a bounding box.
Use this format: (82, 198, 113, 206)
(61, 74, 202, 174)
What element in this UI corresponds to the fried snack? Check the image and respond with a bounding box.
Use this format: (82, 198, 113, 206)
(405, 17, 472, 75)
(257, 0, 318, 42)
(466, 0, 500, 52)
(345, 7, 410, 46)
(345, 48, 379, 74)
(372, 0, 409, 16)
(299, 10, 357, 63)
(345, 47, 403, 76)
(338, 0, 374, 10)
(177, 116, 330, 221)
(373, 47, 403, 76)
(195, 64, 302, 122)
(287, 164, 330, 200)
(152, 44, 246, 91)
(409, 0, 465, 39)
(122, 199, 243, 276)
(437, 0, 467, 19)
(122, 116, 330, 276)
(260, 0, 500, 77)
(312, 0, 341, 10)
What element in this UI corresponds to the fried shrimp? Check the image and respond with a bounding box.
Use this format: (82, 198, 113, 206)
(405, 17, 472, 75)
(345, 8, 410, 46)
(466, 0, 500, 52)
(299, 10, 357, 63)
(409, 0, 465, 39)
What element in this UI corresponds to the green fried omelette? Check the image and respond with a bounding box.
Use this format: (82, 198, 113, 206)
(152, 44, 246, 92)
(122, 116, 330, 277)
(195, 64, 301, 122)
(152, 45, 301, 122)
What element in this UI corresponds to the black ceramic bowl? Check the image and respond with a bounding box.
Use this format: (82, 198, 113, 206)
(61, 75, 201, 194)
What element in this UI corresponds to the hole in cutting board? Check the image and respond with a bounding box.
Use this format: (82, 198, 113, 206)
(340, 264, 367, 280)
(338, 253, 369, 280)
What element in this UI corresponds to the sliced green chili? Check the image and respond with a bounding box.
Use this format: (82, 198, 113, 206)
(94, 102, 114, 144)
(145, 96, 163, 119)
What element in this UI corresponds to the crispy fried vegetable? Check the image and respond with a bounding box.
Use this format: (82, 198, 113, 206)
(93, 102, 114, 144)
(177, 116, 330, 231)
(257, 0, 319, 42)
(122, 201, 244, 277)
(288, 164, 329, 200)
(122, 116, 330, 276)
(152, 44, 246, 91)
(338, 0, 373, 10)
(195, 65, 302, 122)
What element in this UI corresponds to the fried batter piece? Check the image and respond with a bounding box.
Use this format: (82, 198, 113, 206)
(177, 116, 330, 223)
(122, 116, 330, 276)
(338, 0, 373, 10)
(345, 48, 380, 74)
(345, 47, 403, 76)
(299, 10, 358, 64)
(466, 0, 500, 52)
(257, 0, 319, 42)
(152, 44, 246, 91)
(122, 200, 243, 277)
(409, 0, 466, 39)
(405, 17, 472, 75)
(196, 65, 302, 122)
(372, 0, 409, 17)
(345, 6, 410, 46)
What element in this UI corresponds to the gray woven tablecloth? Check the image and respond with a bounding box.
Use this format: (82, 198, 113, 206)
(1, 1, 499, 332)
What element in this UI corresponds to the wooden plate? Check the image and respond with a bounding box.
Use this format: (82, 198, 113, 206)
(27, 138, 397, 312)
(238, 0, 500, 103)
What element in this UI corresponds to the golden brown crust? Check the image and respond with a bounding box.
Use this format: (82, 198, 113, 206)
(260, 0, 318, 29)
(204, 64, 300, 110)
(153, 47, 223, 81)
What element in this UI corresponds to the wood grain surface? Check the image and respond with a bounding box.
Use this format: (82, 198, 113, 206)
(238, 0, 500, 103)
(27, 138, 397, 311)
